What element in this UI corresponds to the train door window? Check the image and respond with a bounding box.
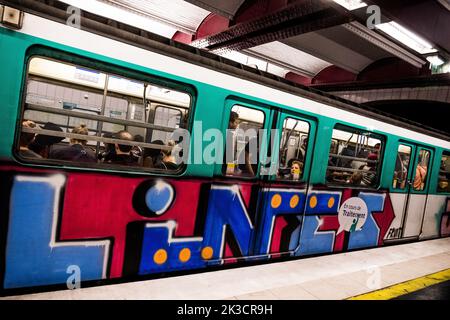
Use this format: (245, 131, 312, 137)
(326, 125, 384, 188)
(18, 56, 192, 173)
(438, 151, 450, 193)
(392, 145, 412, 190)
(412, 149, 431, 191)
(224, 105, 265, 178)
(276, 118, 310, 181)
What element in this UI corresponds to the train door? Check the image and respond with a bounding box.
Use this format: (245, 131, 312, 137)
(253, 110, 316, 258)
(388, 143, 433, 240)
(212, 98, 275, 262)
(402, 146, 433, 238)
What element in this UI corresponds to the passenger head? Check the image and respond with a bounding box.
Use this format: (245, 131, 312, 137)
(145, 140, 165, 158)
(350, 172, 363, 185)
(229, 111, 239, 130)
(291, 160, 303, 174)
(113, 130, 134, 154)
(162, 140, 175, 157)
(20, 120, 37, 148)
(70, 124, 89, 145)
(34, 122, 64, 146)
(134, 135, 144, 143)
(302, 138, 308, 148)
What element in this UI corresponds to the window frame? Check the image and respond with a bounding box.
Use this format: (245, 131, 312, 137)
(218, 98, 270, 180)
(15, 48, 196, 176)
(411, 148, 432, 192)
(391, 143, 414, 191)
(326, 123, 386, 189)
(273, 115, 313, 184)
(437, 150, 450, 194)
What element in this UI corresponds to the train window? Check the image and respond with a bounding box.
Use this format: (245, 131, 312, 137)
(276, 118, 310, 181)
(392, 145, 412, 190)
(224, 105, 265, 177)
(413, 149, 430, 191)
(326, 125, 383, 188)
(18, 56, 192, 173)
(438, 151, 450, 193)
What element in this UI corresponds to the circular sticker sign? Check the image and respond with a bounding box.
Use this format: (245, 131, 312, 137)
(337, 197, 368, 235)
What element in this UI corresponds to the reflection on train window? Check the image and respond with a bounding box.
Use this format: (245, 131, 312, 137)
(224, 105, 265, 178)
(392, 145, 412, 190)
(413, 149, 430, 191)
(18, 56, 191, 173)
(326, 125, 383, 188)
(276, 118, 310, 182)
(438, 151, 450, 193)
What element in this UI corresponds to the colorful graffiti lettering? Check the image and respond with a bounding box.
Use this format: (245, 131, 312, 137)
(3, 175, 110, 289)
(1, 168, 400, 290)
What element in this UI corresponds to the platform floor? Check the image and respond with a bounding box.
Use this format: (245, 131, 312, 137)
(2, 238, 450, 300)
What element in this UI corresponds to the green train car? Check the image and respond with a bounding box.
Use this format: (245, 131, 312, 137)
(0, 1, 449, 294)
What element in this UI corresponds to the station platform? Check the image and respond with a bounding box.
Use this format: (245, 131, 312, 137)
(2, 238, 449, 300)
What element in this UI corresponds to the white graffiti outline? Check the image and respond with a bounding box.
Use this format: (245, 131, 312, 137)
(262, 188, 307, 254)
(294, 189, 342, 254)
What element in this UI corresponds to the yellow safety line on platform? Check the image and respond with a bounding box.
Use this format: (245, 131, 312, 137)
(347, 268, 450, 300)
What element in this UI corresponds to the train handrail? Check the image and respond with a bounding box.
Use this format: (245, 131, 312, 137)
(26, 103, 177, 133)
(21, 127, 173, 151)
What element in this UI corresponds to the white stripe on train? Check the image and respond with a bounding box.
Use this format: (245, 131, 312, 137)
(7, 13, 450, 149)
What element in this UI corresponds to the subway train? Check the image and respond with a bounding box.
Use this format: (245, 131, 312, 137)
(0, 0, 449, 294)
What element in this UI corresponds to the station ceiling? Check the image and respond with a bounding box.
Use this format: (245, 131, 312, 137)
(61, 0, 449, 85)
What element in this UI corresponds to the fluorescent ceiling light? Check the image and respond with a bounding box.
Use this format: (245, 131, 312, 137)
(376, 21, 437, 55)
(426, 55, 445, 67)
(58, 0, 177, 38)
(333, 0, 367, 11)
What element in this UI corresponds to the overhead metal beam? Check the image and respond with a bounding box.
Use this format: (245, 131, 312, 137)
(190, 0, 354, 55)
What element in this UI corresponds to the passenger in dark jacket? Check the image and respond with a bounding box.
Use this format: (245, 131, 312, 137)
(50, 124, 96, 163)
(108, 130, 138, 166)
(29, 122, 64, 158)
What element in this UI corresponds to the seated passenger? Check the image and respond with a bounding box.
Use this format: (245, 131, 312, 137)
(155, 140, 179, 170)
(282, 160, 303, 181)
(290, 160, 303, 181)
(131, 135, 144, 158)
(50, 124, 96, 163)
(348, 172, 363, 185)
(143, 140, 164, 168)
(98, 132, 116, 163)
(361, 154, 378, 186)
(29, 122, 64, 158)
(109, 130, 138, 166)
(19, 120, 42, 158)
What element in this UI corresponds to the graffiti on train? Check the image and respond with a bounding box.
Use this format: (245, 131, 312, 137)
(1, 172, 400, 289)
